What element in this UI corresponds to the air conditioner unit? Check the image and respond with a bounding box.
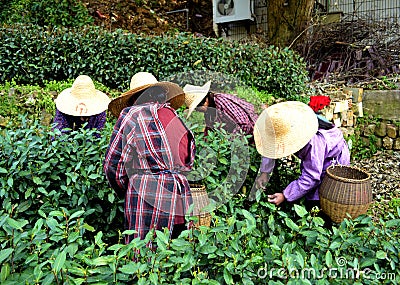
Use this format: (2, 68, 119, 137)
(212, 0, 254, 24)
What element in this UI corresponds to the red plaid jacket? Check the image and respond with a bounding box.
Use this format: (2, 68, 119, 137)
(103, 102, 195, 242)
(205, 93, 258, 139)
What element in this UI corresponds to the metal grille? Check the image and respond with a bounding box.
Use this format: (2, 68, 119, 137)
(219, 0, 399, 40)
(328, 0, 400, 23)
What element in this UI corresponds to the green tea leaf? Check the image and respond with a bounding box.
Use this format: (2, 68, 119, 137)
(52, 250, 66, 273)
(119, 262, 140, 274)
(284, 217, 299, 232)
(33, 176, 43, 185)
(155, 230, 169, 245)
(376, 250, 386, 259)
(70, 210, 85, 220)
(7, 177, 13, 187)
(92, 256, 114, 266)
(0, 263, 10, 282)
(325, 250, 332, 268)
(83, 223, 95, 232)
(223, 268, 233, 284)
(149, 272, 158, 284)
(294, 204, 308, 218)
(0, 249, 13, 264)
(42, 274, 55, 285)
(6, 217, 28, 230)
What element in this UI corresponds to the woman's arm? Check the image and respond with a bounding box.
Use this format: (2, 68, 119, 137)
(256, 157, 275, 188)
(283, 136, 326, 202)
(87, 111, 107, 138)
(53, 109, 73, 134)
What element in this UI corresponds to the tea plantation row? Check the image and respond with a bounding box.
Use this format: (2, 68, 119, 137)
(0, 119, 399, 284)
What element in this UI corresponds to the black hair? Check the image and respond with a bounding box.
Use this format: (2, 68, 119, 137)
(317, 116, 334, 130)
(127, 93, 137, 106)
(198, 91, 215, 108)
(198, 94, 207, 106)
(134, 86, 167, 105)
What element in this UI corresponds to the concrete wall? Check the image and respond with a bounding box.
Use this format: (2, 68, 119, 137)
(363, 90, 400, 121)
(343, 89, 400, 151)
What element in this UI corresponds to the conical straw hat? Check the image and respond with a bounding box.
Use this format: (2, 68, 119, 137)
(183, 80, 211, 119)
(55, 75, 110, 116)
(253, 101, 318, 159)
(108, 72, 185, 117)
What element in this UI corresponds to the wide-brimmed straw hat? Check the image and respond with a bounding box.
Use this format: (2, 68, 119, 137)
(55, 75, 111, 116)
(108, 72, 185, 117)
(183, 80, 211, 119)
(253, 101, 318, 159)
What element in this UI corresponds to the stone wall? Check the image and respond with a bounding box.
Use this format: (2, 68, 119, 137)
(353, 119, 400, 151)
(320, 88, 400, 151)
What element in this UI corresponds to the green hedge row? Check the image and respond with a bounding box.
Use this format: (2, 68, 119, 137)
(1, 119, 399, 284)
(0, 25, 310, 100)
(0, 0, 93, 28)
(3, 198, 400, 285)
(0, 119, 122, 243)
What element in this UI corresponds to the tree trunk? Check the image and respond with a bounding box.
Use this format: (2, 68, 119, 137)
(267, 0, 314, 47)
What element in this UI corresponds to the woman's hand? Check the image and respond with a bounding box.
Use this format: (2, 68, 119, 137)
(268, 193, 285, 205)
(256, 172, 270, 189)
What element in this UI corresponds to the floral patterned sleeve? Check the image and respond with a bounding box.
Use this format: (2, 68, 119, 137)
(52, 109, 73, 134)
(87, 111, 107, 138)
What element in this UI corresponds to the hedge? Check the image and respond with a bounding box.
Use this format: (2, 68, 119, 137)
(0, 25, 310, 101)
(0, 120, 399, 284)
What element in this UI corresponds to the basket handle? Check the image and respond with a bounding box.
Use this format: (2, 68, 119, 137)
(330, 157, 343, 169)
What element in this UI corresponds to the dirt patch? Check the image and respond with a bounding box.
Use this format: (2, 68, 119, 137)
(85, 0, 215, 37)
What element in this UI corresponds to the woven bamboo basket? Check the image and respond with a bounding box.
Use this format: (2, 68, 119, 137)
(319, 165, 372, 223)
(190, 184, 212, 227)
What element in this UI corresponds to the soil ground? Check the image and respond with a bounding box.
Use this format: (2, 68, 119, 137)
(85, 0, 215, 37)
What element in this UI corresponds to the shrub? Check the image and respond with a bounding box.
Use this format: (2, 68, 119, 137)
(0, 25, 311, 101)
(1, 192, 399, 284)
(0, 79, 120, 126)
(0, 0, 93, 27)
(0, 118, 123, 243)
(1, 118, 400, 284)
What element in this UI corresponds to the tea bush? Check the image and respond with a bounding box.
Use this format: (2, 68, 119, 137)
(0, 118, 124, 243)
(1, 190, 400, 284)
(0, 0, 93, 27)
(0, 79, 120, 126)
(0, 25, 310, 101)
(1, 118, 400, 284)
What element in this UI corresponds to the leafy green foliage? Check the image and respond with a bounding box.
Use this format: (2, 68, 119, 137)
(1, 189, 400, 284)
(348, 115, 384, 160)
(0, 118, 400, 284)
(234, 86, 275, 114)
(0, 25, 311, 101)
(349, 133, 379, 160)
(0, 118, 123, 243)
(0, 0, 93, 27)
(0, 80, 56, 126)
(0, 79, 120, 126)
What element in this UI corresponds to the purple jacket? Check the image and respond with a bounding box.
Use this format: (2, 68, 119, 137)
(52, 109, 107, 138)
(261, 127, 350, 201)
